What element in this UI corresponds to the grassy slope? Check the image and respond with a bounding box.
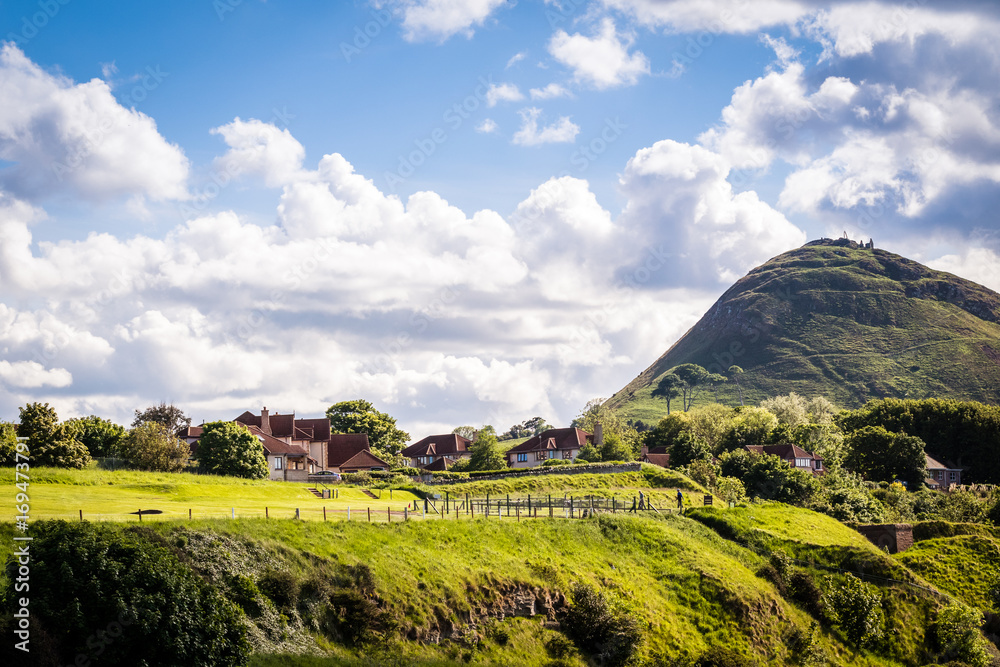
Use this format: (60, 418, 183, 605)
(147, 514, 899, 667)
(896, 534, 1000, 613)
(608, 243, 1000, 424)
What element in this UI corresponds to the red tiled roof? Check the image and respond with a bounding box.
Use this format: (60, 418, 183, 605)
(421, 456, 457, 471)
(327, 434, 372, 467)
(339, 449, 390, 471)
(177, 426, 203, 438)
(402, 434, 472, 457)
(746, 444, 820, 460)
(234, 409, 333, 442)
(644, 453, 671, 468)
(506, 428, 592, 454)
(246, 425, 309, 456)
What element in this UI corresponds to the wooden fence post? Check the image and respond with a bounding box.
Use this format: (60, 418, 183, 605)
(295, 508, 299, 520)
(138, 509, 142, 522)
(323, 506, 327, 521)
(368, 507, 371, 522)
(190, 508, 193, 520)
(265, 506, 268, 519)
(79, 509, 83, 522)
(387, 506, 391, 522)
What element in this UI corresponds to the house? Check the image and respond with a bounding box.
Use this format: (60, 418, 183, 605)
(506, 427, 598, 469)
(180, 407, 390, 480)
(745, 444, 825, 476)
(178, 422, 312, 482)
(326, 433, 390, 473)
(402, 433, 472, 469)
(640, 444, 671, 468)
(925, 454, 962, 489)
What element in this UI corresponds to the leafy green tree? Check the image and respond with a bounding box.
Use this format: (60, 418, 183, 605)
(66, 415, 126, 457)
(805, 396, 837, 424)
(132, 402, 191, 434)
(10, 520, 250, 665)
(652, 372, 682, 414)
(577, 442, 601, 463)
(18, 403, 91, 468)
(844, 426, 927, 488)
(600, 430, 635, 462)
(119, 422, 189, 472)
(467, 427, 507, 471)
(669, 431, 712, 467)
(824, 573, 885, 649)
(719, 406, 778, 453)
(935, 603, 990, 667)
(452, 425, 476, 440)
(0, 421, 19, 466)
(761, 392, 810, 428)
(17, 401, 60, 446)
(197, 421, 267, 479)
(326, 399, 410, 461)
(643, 412, 691, 452)
(705, 372, 728, 403)
(687, 404, 736, 453)
(836, 398, 1000, 484)
(672, 364, 711, 411)
(718, 449, 819, 504)
(573, 398, 640, 457)
(563, 583, 643, 667)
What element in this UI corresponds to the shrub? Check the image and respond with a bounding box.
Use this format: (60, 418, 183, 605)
(197, 421, 268, 479)
(788, 571, 825, 618)
(562, 583, 642, 667)
(935, 603, 991, 667)
(714, 476, 746, 504)
(1, 521, 249, 665)
(823, 573, 885, 649)
(258, 569, 301, 610)
(541, 458, 572, 467)
(786, 622, 824, 665)
(119, 422, 189, 472)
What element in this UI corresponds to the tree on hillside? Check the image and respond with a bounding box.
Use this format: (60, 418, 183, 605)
(706, 372, 728, 403)
(18, 403, 91, 468)
(500, 416, 552, 441)
(197, 421, 268, 479)
(668, 431, 712, 467)
(728, 365, 745, 406)
(671, 364, 710, 411)
(573, 399, 640, 456)
(761, 392, 810, 428)
(643, 413, 692, 453)
(326, 399, 410, 461)
(718, 406, 778, 453)
(119, 422, 189, 472)
(66, 415, 126, 458)
(843, 425, 927, 488)
(467, 427, 506, 471)
(133, 402, 191, 434)
(824, 573, 885, 649)
(652, 373, 682, 414)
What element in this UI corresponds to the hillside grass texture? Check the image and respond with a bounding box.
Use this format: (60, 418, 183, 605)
(608, 244, 1000, 425)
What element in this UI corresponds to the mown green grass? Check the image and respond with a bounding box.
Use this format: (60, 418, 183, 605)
(896, 534, 1000, 613)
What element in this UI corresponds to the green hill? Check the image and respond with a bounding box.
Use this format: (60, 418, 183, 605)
(608, 239, 1000, 423)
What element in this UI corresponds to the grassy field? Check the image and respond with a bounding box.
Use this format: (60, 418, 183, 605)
(1, 466, 422, 524)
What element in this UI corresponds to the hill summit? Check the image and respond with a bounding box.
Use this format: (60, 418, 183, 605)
(608, 238, 1000, 422)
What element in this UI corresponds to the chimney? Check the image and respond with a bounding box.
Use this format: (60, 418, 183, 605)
(594, 422, 604, 448)
(261, 406, 271, 435)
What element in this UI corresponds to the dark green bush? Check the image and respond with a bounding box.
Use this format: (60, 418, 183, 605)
(258, 569, 300, 610)
(788, 571, 825, 619)
(562, 583, 643, 667)
(1, 521, 250, 666)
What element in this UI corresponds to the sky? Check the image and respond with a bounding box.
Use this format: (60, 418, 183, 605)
(1, 0, 999, 437)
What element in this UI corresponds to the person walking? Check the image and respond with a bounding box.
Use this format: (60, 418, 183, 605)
(676, 489, 683, 512)
(638, 490, 645, 510)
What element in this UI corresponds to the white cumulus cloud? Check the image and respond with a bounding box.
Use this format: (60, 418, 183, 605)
(548, 18, 650, 89)
(512, 108, 580, 146)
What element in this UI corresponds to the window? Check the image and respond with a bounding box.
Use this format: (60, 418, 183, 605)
(794, 458, 810, 467)
(949, 471, 957, 481)
(274, 457, 283, 470)
(563, 450, 573, 459)
(516, 453, 527, 462)
(548, 450, 555, 459)
(814, 460, 822, 470)
(535, 451, 547, 461)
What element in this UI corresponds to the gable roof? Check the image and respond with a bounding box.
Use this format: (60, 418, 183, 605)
(506, 428, 592, 454)
(644, 453, 671, 468)
(402, 434, 472, 457)
(327, 433, 372, 467)
(338, 449, 390, 470)
(925, 454, 960, 471)
(421, 456, 457, 471)
(246, 425, 309, 456)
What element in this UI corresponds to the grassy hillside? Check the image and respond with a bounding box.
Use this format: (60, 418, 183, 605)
(608, 241, 1000, 424)
(896, 534, 1000, 613)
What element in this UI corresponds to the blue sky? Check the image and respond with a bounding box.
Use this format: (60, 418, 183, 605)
(1, 0, 999, 435)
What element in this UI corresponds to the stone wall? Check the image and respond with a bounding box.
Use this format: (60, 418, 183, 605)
(854, 523, 914, 554)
